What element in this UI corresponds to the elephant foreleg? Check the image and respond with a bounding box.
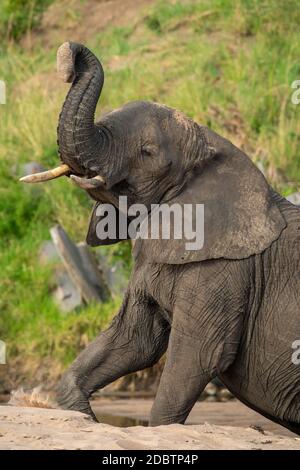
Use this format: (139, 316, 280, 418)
(149, 331, 213, 426)
(56, 291, 170, 419)
(149, 309, 242, 426)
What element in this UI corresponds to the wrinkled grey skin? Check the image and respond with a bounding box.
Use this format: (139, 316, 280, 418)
(56, 43, 300, 434)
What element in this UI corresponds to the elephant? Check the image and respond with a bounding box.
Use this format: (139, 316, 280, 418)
(21, 42, 300, 434)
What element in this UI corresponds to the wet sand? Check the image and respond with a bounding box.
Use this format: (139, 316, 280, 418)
(92, 398, 296, 437)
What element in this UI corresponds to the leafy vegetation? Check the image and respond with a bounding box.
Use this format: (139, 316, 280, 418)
(0, 0, 53, 40)
(0, 0, 299, 382)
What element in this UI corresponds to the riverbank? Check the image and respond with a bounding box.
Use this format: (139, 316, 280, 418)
(1, 405, 300, 450)
(1, 0, 300, 391)
(91, 398, 296, 437)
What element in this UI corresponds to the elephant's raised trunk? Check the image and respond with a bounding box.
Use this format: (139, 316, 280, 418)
(57, 42, 104, 174)
(19, 43, 110, 186)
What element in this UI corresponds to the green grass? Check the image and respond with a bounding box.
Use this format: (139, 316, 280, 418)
(0, 0, 300, 381)
(0, 0, 54, 41)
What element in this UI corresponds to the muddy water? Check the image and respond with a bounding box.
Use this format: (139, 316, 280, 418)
(92, 396, 226, 427)
(98, 414, 148, 427)
(90, 398, 296, 436)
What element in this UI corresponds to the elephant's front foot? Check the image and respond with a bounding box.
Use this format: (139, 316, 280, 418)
(149, 410, 186, 427)
(56, 372, 98, 421)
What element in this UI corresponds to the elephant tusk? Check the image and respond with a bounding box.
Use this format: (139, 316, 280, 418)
(70, 174, 106, 189)
(93, 175, 106, 184)
(19, 164, 71, 183)
(70, 174, 120, 207)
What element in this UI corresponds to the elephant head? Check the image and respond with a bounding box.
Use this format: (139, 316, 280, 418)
(21, 42, 286, 261)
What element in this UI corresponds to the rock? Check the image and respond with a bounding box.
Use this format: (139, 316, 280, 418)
(12, 162, 46, 178)
(53, 271, 82, 313)
(99, 256, 128, 295)
(77, 242, 111, 301)
(39, 227, 112, 312)
(39, 240, 60, 264)
(39, 239, 83, 312)
(21, 162, 46, 176)
(0, 406, 300, 450)
(50, 225, 109, 303)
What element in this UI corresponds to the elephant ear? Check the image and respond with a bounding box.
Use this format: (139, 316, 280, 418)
(133, 128, 286, 264)
(86, 202, 130, 246)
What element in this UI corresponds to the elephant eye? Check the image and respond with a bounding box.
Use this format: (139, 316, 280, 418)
(141, 146, 153, 157)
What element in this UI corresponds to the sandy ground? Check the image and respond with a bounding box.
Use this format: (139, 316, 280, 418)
(91, 398, 297, 437)
(1, 405, 300, 450)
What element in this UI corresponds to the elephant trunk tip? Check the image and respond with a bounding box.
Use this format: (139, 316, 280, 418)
(57, 41, 76, 83)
